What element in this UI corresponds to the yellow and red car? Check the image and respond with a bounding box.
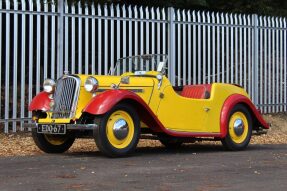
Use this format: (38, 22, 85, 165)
(25, 55, 269, 157)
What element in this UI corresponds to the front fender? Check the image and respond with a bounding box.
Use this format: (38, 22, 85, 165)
(83, 90, 147, 115)
(29, 91, 51, 111)
(220, 94, 269, 138)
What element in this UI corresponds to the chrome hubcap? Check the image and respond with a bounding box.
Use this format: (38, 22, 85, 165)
(113, 119, 129, 140)
(233, 119, 244, 136)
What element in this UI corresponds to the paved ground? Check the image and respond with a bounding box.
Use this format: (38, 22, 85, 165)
(0, 144, 286, 191)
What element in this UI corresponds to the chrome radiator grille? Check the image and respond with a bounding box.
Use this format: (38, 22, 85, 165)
(52, 76, 80, 119)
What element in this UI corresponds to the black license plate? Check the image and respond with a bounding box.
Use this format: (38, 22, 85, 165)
(37, 124, 66, 134)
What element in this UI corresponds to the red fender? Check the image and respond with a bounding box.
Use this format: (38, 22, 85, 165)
(220, 94, 269, 138)
(29, 91, 51, 111)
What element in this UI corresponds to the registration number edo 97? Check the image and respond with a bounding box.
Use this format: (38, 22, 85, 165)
(37, 124, 66, 134)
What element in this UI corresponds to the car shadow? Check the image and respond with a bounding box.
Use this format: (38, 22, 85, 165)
(62, 143, 279, 158)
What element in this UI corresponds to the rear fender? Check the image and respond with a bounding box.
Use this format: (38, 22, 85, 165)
(29, 91, 51, 111)
(220, 94, 269, 138)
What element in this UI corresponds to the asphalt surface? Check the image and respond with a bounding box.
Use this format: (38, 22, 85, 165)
(0, 144, 286, 191)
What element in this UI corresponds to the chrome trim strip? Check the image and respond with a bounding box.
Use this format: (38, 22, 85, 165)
(96, 88, 144, 93)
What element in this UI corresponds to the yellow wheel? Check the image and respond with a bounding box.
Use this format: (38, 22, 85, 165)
(32, 129, 75, 153)
(94, 103, 140, 157)
(221, 104, 252, 151)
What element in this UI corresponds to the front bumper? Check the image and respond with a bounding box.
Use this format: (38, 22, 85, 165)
(23, 123, 98, 130)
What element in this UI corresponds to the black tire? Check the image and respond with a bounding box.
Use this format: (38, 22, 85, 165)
(32, 129, 75, 153)
(94, 103, 140, 157)
(221, 104, 253, 151)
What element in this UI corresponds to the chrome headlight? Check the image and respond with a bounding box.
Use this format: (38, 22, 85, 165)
(84, 77, 99, 93)
(43, 79, 56, 93)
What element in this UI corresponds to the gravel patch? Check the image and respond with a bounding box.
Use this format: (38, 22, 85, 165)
(0, 113, 286, 157)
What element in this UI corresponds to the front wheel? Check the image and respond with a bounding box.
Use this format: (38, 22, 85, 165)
(221, 104, 252, 151)
(94, 103, 140, 157)
(32, 130, 75, 153)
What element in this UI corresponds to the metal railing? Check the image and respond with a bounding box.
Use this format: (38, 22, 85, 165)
(0, 0, 286, 132)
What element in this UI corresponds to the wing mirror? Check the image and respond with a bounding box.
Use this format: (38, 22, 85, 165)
(156, 74, 163, 89)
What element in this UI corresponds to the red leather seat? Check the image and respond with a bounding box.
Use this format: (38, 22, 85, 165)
(181, 84, 212, 99)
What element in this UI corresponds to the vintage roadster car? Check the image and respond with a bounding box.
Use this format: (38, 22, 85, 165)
(24, 54, 269, 157)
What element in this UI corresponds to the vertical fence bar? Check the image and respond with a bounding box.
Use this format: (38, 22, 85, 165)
(177, 10, 181, 86)
(234, 14, 238, 84)
(64, 0, 69, 72)
(192, 11, 196, 84)
(43, 1, 48, 78)
(182, 10, 187, 85)
(134, 6, 138, 66)
(263, 17, 267, 113)
(71, 3, 76, 74)
(216, 13, 220, 82)
(239, 14, 244, 86)
(275, 18, 279, 112)
(128, 5, 132, 63)
(36, 0, 41, 94)
(97, 4, 102, 74)
(267, 17, 271, 112)
(145, 7, 150, 55)
(162, 9, 166, 56)
(221, 13, 225, 83)
(57, 0, 64, 78)
(91, 3, 96, 75)
(117, 5, 121, 70)
(259, 17, 263, 110)
(139, 6, 144, 70)
(122, 5, 127, 67)
(28, 0, 34, 119)
(4, 0, 11, 132)
(151, 7, 155, 55)
(279, 18, 283, 111)
(157, 8, 161, 63)
(284, 19, 287, 111)
(168, 7, 175, 85)
(12, 0, 19, 131)
(202, 12, 206, 84)
(197, 11, 201, 84)
(211, 12, 215, 83)
(187, 11, 191, 84)
(85, 4, 89, 74)
(272, 17, 275, 112)
(225, 13, 229, 83)
(78, 2, 83, 74)
(20, 0, 26, 130)
(207, 12, 211, 83)
(110, 5, 114, 71)
(51, 1, 56, 79)
(247, 16, 252, 98)
(239, 14, 243, 86)
(230, 14, 234, 83)
(243, 15, 247, 89)
(104, 5, 108, 74)
(252, 14, 259, 106)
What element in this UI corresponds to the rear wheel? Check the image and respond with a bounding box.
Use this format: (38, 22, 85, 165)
(221, 104, 252, 151)
(32, 130, 75, 153)
(94, 103, 140, 157)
